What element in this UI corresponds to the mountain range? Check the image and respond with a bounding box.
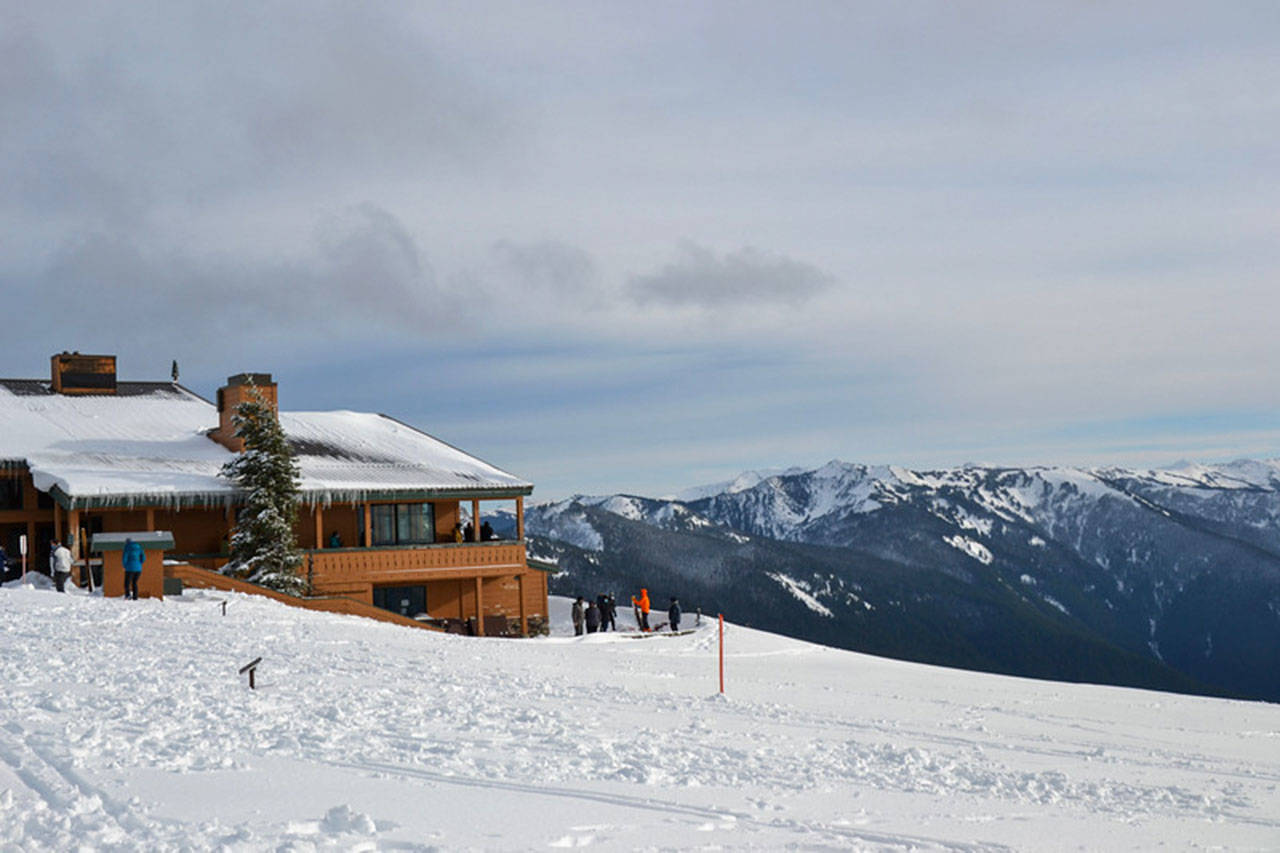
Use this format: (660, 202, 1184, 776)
(516, 459, 1280, 702)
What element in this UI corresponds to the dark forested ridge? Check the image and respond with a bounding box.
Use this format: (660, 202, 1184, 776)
(521, 460, 1280, 702)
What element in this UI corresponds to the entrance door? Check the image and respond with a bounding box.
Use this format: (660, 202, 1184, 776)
(372, 584, 427, 618)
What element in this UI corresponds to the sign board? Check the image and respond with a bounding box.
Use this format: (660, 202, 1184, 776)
(18, 534, 27, 556)
(89, 531, 176, 552)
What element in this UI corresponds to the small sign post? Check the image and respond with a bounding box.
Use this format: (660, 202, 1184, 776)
(18, 534, 27, 582)
(239, 656, 263, 690)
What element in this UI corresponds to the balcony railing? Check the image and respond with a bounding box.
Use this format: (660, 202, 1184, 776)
(305, 540, 528, 589)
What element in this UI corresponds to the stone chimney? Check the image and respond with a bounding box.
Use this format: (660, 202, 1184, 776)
(51, 352, 117, 394)
(210, 373, 278, 452)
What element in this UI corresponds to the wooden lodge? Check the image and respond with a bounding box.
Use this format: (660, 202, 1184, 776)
(0, 352, 547, 635)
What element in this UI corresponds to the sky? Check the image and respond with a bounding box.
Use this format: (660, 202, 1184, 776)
(2, 2, 1279, 500)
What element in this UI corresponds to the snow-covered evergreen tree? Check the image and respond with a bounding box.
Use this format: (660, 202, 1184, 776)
(219, 388, 306, 595)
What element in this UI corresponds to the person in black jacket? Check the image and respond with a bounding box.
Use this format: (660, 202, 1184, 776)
(585, 599, 600, 633)
(668, 597, 681, 632)
(596, 593, 615, 632)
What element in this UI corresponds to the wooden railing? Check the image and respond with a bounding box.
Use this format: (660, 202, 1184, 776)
(164, 563, 444, 632)
(306, 541, 528, 588)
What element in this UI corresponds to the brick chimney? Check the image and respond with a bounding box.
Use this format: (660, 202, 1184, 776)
(51, 352, 117, 394)
(210, 373, 278, 452)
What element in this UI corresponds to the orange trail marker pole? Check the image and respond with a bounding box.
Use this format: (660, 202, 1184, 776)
(718, 613, 725, 694)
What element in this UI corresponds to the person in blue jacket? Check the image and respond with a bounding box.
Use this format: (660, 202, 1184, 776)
(122, 538, 145, 600)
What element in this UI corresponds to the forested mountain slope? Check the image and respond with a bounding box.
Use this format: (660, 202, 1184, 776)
(524, 460, 1280, 701)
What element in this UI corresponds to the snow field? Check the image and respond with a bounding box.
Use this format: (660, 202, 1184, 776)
(0, 585, 1277, 850)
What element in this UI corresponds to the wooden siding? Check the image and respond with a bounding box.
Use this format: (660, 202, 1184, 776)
(154, 507, 226, 554)
(317, 505, 362, 549)
(435, 500, 459, 540)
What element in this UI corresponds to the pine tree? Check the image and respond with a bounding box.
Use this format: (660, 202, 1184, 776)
(219, 388, 307, 595)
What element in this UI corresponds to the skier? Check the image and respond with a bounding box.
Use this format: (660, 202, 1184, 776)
(631, 588, 651, 632)
(668, 597, 681, 632)
(122, 537, 145, 600)
(50, 539, 73, 593)
(480, 521, 494, 540)
(585, 599, 600, 633)
(571, 596, 585, 636)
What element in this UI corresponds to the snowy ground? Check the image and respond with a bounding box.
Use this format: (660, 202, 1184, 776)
(1, 583, 1277, 851)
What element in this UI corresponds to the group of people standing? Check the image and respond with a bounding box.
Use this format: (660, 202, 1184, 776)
(571, 587, 683, 635)
(571, 593, 615, 635)
(452, 521, 496, 543)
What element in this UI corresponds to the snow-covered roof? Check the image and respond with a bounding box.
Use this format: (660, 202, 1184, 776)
(0, 380, 531, 507)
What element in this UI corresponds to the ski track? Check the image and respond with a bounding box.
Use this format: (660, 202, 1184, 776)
(1, 587, 1277, 849)
(340, 758, 1013, 853)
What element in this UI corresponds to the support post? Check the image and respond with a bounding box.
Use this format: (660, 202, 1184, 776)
(68, 508, 80, 555)
(314, 505, 323, 549)
(145, 507, 155, 531)
(363, 503, 372, 548)
(719, 614, 725, 694)
(517, 573, 527, 637)
(516, 496, 524, 540)
(471, 499, 480, 541)
(474, 576, 485, 635)
(53, 502, 62, 542)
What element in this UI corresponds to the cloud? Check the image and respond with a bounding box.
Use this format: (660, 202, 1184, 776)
(0, 3, 515, 231)
(628, 243, 834, 308)
(490, 239, 599, 297)
(8, 203, 452, 363)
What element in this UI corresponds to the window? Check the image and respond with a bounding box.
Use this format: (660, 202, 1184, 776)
(370, 503, 435, 546)
(372, 584, 427, 618)
(0, 479, 22, 511)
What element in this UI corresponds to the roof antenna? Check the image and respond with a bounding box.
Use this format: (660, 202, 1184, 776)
(171, 359, 180, 382)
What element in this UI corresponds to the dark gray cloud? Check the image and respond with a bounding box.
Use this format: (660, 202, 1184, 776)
(628, 243, 835, 308)
(10, 204, 450, 360)
(0, 4, 513, 231)
(491, 240, 599, 296)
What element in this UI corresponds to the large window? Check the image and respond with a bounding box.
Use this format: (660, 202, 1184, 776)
(372, 584, 426, 618)
(370, 503, 435, 546)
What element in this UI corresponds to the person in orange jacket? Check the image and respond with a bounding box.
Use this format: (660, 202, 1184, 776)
(631, 587, 651, 631)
